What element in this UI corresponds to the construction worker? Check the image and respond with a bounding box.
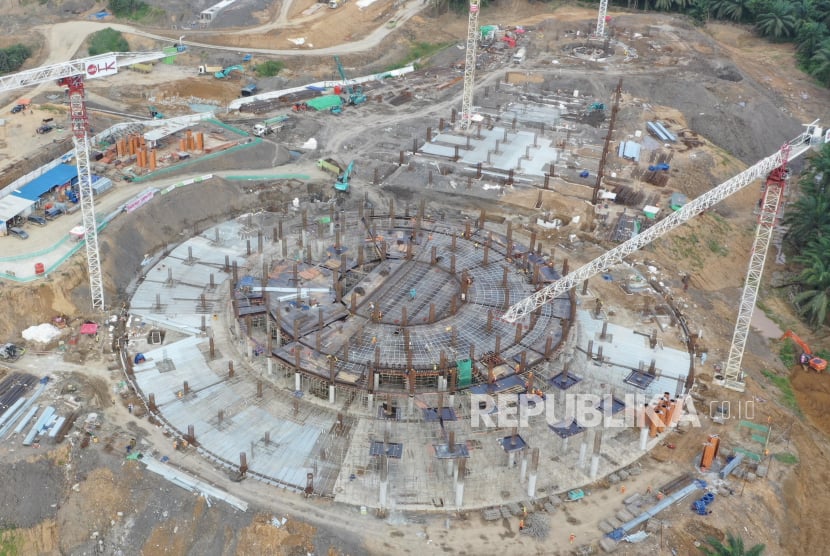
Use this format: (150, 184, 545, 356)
(569, 533, 576, 544)
(519, 519, 525, 531)
(646, 485, 652, 495)
(620, 485, 626, 495)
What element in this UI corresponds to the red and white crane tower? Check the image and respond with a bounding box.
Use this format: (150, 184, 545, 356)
(503, 121, 825, 392)
(0, 51, 174, 311)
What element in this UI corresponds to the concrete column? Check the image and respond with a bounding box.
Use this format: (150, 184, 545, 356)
(590, 454, 600, 479)
(379, 455, 389, 508)
(520, 450, 528, 482)
(639, 426, 649, 451)
(578, 439, 588, 468)
(508, 452, 516, 468)
(374, 373, 380, 391)
(455, 458, 466, 508)
(267, 358, 273, 375)
(527, 448, 539, 498)
(329, 384, 335, 404)
(367, 393, 374, 410)
(295, 372, 301, 391)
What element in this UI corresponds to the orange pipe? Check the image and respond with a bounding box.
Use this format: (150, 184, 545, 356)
(150, 149, 157, 170)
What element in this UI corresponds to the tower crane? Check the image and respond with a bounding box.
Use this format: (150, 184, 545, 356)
(0, 51, 177, 311)
(595, 0, 609, 37)
(502, 121, 825, 390)
(459, 0, 481, 129)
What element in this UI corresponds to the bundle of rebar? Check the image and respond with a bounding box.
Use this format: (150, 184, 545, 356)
(519, 513, 550, 539)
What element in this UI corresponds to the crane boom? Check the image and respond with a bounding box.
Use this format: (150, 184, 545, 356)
(502, 122, 823, 324)
(596, 0, 609, 37)
(0, 52, 171, 92)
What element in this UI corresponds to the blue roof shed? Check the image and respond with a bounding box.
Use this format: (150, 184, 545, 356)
(12, 164, 77, 201)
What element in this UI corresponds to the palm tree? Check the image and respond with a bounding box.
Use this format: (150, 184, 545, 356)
(755, 2, 797, 40)
(720, 0, 754, 21)
(783, 192, 830, 249)
(710, 0, 733, 18)
(795, 21, 829, 58)
(654, 0, 673, 11)
(699, 532, 765, 556)
(810, 39, 830, 85)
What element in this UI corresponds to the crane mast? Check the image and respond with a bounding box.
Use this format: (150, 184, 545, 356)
(62, 75, 105, 311)
(721, 151, 790, 391)
(595, 0, 609, 37)
(459, 0, 480, 129)
(502, 123, 822, 324)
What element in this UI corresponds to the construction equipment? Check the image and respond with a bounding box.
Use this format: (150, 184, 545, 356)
(252, 115, 288, 136)
(129, 63, 153, 74)
(215, 65, 244, 79)
(781, 331, 827, 372)
(0, 50, 178, 312)
(459, 0, 481, 129)
(333, 56, 366, 106)
(292, 102, 308, 112)
(148, 105, 164, 119)
(198, 65, 223, 75)
(588, 102, 606, 112)
(334, 161, 354, 192)
(317, 158, 343, 176)
(501, 36, 516, 48)
(502, 121, 825, 392)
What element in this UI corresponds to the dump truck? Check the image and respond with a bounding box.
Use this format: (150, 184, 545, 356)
(317, 158, 343, 175)
(198, 65, 223, 75)
(129, 63, 154, 74)
(252, 115, 289, 137)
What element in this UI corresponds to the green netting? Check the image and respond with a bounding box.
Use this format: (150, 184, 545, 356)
(305, 95, 343, 111)
(457, 358, 472, 388)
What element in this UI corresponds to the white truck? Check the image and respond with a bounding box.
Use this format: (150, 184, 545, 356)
(512, 47, 526, 64)
(253, 115, 289, 137)
(328, 0, 345, 8)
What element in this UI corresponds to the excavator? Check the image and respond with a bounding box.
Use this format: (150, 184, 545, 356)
(334, 161, 354, 193)
(781, 330, 827, 372)
(214, 65, 244, 79)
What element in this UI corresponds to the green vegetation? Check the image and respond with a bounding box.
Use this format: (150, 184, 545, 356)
(783, 144, 830, 328)
(707, 238, 729, 256)
(760, 369, 800, 413)
(779, 338, 797, 367)
(387, 41, 454, 71)
(773, 452, 799, 464)
(0, 44, 32, 75)
(254, 60, 285, 77)
(0, 527, 21, 556)
(88, 28, 130, 56)
(699, 531, 765, 555)
(108, 0, 151, 18)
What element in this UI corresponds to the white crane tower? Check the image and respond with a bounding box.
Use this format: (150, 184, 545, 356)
(595, 0, 609, 37)
(459, 0, 481, 129)
(0, 51, 174, 311)
(503, 121, 825, 391)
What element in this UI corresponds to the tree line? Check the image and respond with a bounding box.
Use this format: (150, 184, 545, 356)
(783, 143, 830, 328)
(0, 44, 31, 74)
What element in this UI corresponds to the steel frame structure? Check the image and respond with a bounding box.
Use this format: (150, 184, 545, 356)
(459, 0, 480, 129)
(595, 0, 609, 37)
(721, 155, 790, 391)
(504, 122, 823, 392)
